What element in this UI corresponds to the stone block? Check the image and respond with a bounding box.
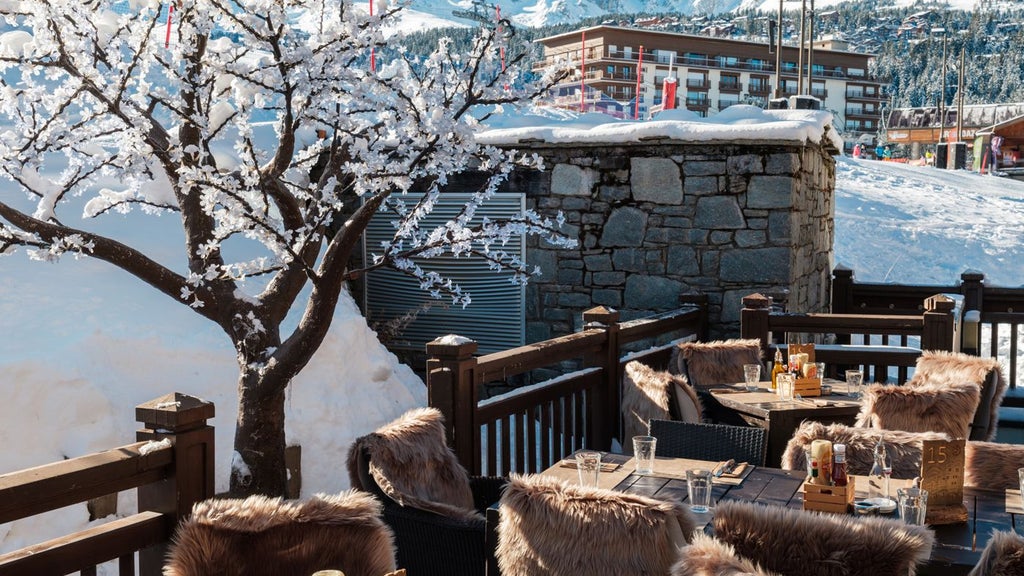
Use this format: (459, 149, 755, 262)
(748, 176, 794, 208)
(694, 196, 744, 229)
(545, 307, 572, 321)
(561, 197, 591, 211)
(768, 211, 791, 242)
(612, 248, 645, 272)
(583, 253, 613, 271)
(529, 249, 558, 282)
(551, 163, 596, 196)
(624, 275, 685, 310)
(710, 230, 733, 244)
(727, 154, 763, 175)
(766, 153, 800, 175)
(593, 270, 626, 285)
(683, 161, 726, 176)
(735, 229, 766, 247)
(720, 248, 789, 282)
(557, 268, 584, 284)
(592, 289, 622, 307)
(630, 157, 683, 204)
(599, 184, 630, 202)
(684, 175, 719, 195)
(558, 292, 593, 308)
(599, 207, 648, 247)
(667, 246, 700, 276)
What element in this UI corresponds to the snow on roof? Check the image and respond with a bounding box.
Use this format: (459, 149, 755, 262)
(477, 105, 843, 151)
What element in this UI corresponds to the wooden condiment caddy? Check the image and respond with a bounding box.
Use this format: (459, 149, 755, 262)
(789, 343, 822, 397)
(803, 476, 856, 514)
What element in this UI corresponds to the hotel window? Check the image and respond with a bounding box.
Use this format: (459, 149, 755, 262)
(748, 58, 765, 70)
(717, 55, 738, 68)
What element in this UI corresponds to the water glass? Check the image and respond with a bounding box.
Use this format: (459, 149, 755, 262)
(1019, 467, 1023, 508)
(575, 451, 601, 487)
(814, 362, 825, 382)
(633, 436, 657, 475)
(898, 487, 928, 525)
(687, 469, 713, 513)
(743, 363, 761, 392)
(846, 369, 864, 398)
(777, 372, 795, 401)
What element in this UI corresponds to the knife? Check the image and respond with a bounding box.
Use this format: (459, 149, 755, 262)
(716, 459, 736, 477)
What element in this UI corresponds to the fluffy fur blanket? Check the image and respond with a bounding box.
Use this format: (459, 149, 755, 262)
(965, 441, 1024, 489)
(674, 339, 762, 389)
(782, 421, 950, 479)
(856, 381, 981, 439)
(346, 407, 479, 521)
(497, 473, 696, 576)
(712, 500, 935, 576)
(969, 530, 1024, 576)
(672, 533, 779, 576)
(622, 361, 702, 448)
(164, 491, 396, 576)
(909, 351, 1008, 441)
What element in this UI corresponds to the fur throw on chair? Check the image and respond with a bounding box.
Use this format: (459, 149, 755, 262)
(968, 530, 1024, 576)
(713, 500, 935, 576)
(782, 421, 950, 479)
(674, 339, 762, 389)
(164, 490, 396, 576)
(856, 381, 981, 439)
(622, 361, 703, 447)
(346, 407, 479, 521)
(965, 441, 1024, 489)
(496, 473, 697, 576)
(909, 351, 1008, 441)
(672, 533, 779, 576)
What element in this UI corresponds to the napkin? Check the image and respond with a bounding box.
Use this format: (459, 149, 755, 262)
(713, 460, 748, 478)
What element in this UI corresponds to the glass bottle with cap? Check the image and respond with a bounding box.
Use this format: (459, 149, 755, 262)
(832, 443, 848, 486)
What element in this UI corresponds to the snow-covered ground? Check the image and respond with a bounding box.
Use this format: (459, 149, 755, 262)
(2, 149, 1024, 557)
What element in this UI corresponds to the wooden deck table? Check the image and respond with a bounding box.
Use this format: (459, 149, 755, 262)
(528, 452, 1021, 576)
(708, 378, 862, 467)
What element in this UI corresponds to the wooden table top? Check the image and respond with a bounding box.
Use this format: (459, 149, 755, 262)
(708, 378, 862, 418)
(542, 452, 1021, 575)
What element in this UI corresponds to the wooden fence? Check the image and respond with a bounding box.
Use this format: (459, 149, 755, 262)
(426, 299, 708, 476)
(0, 393, 215, 576)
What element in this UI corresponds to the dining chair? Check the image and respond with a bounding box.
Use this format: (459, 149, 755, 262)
(671, 532, 776, 576)
(670, 338, 763, 389)
(346, 407, 505, 576)
(907, 350, 1009, 441)
(622, 360, 703, 447)
(855, 380, 981, 439)
(494, 473, 696, 576)
(964, 441, 1024, 489)
(968, 529, 1024, 576)
(164, 491, 397, 576)
(649, 419, 767, 466)
(712, 500, 935, 576)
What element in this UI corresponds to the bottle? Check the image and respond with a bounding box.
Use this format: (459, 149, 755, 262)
(832, 444, 848, 486)
(869, 437, 891, 502)
(810, 439, 832, 485)
(770, 348, 785, 390)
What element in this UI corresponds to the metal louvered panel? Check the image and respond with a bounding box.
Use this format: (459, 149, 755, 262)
(363, 192, 526, 354)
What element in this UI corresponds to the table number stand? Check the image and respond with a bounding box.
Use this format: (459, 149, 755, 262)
(920, 438, 968, 525)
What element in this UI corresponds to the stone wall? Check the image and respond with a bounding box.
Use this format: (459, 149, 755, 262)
(504, 139, 836, 342)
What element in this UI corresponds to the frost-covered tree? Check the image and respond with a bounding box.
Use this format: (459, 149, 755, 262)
(0, 0, 572, 496)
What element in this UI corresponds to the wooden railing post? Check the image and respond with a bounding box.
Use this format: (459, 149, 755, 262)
(135, 393, 215, 576)
(960, 270, 985, 355)
(426, 336, 479, 472)
(831, 265, 855, 315)
(741, 293, 773, 357)
(922, 294, 957, 352)
(582, 306, 620, 451)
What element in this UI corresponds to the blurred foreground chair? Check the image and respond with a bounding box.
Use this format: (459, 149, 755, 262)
(164, 491, 396, 576)
(347, 407, 504, 576)
(494, 473, 696, 576)
(908, 351, 1008, 441)
(672, 533, 778, 576)
(650, 420, 767, 466)
(712, 500, 934, 576)
(622, 361, 703, 447)
(968, 530, 1024, 576)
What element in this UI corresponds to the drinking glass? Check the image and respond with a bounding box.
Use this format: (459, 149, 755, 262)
(575, 451, 601, 487)
(777, 372, 795, 401)
(633, 436, 657, 475)
(743, 363, 761, 392)
(846, 369, 864, 398)
(814, 362, 825, 382)
(898, 487, 928, 525)
(1019, 467, 1023, 508)
(687, 469, 713, 513)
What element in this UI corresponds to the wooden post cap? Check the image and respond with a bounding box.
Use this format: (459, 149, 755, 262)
(925, 294, 956, 312)
(582, 306, 620, 325)
(741, 293, 773, 309)
(136, 392, 215, 432)
(426, 335, 478, 359)
(960, 270, 984, 282)
(832, 265, 853, 278)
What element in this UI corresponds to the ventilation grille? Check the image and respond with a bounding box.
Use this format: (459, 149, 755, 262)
(363, 192, 526, 354)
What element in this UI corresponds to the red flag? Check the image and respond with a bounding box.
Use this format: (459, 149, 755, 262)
(663, 77, 678, 110)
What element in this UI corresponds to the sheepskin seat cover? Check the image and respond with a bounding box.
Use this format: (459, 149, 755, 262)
(965, 441, 1024, 490)
(673, 339, 762, 389)
(622, 361, 703, 445)
(672, 533, 779, 576)
(713, 500, 935, 576)
(908, 351, 1008, 441)
(782, 421, 950, 479)
(164, 490, 396, 576)
(855, 381, 981, 438)
(496, 473, 697, 576)
(346, 407, 478, 520)
(969, 530, 1024, 576)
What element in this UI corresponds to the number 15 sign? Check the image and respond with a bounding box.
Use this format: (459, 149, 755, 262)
(920, 438, 968, 525)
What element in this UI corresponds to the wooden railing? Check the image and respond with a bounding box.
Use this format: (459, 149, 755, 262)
(0, 393, 215, 576)
(741, 291, 959, 384)
(833, 267, 1024, 398)
(427, 299, 708, 476)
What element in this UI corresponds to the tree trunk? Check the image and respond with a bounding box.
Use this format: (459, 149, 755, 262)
(230, 370, 288, 497)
